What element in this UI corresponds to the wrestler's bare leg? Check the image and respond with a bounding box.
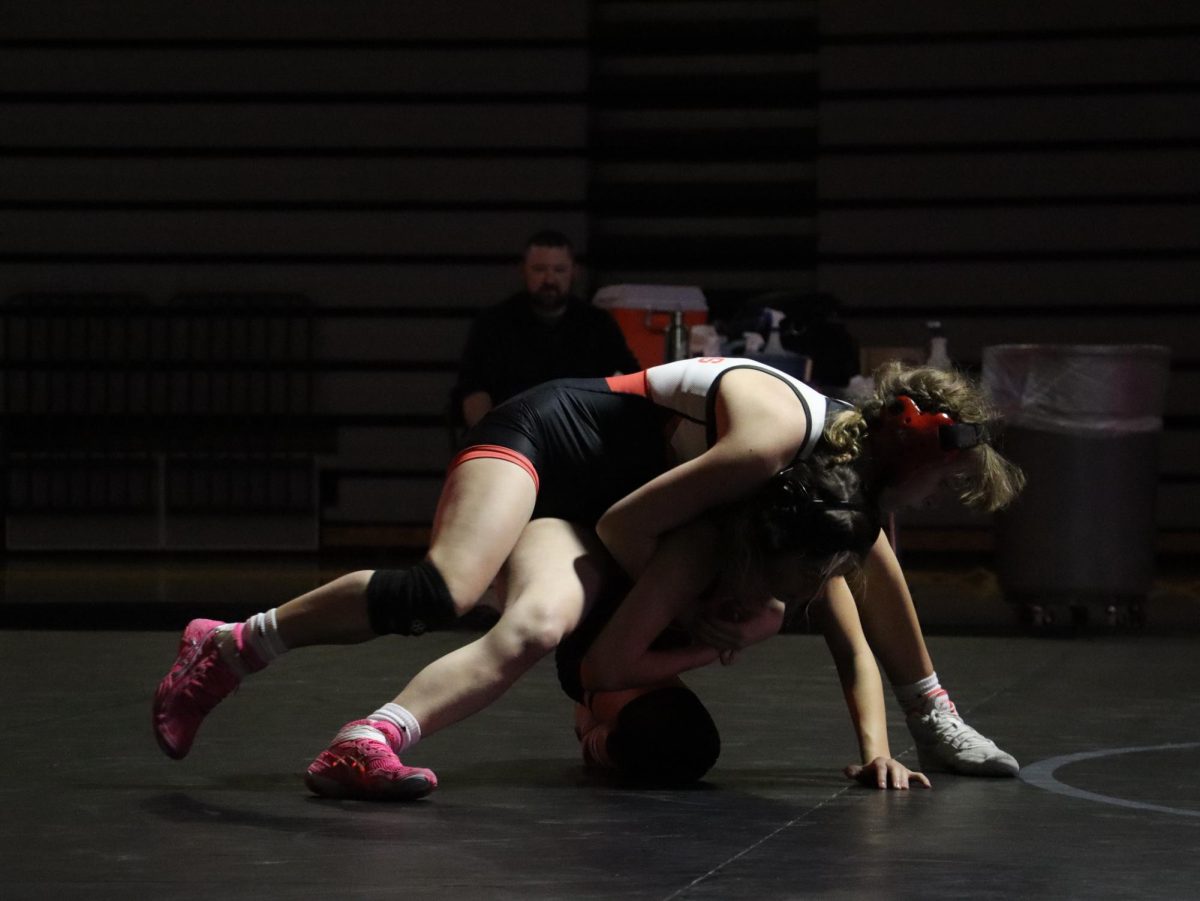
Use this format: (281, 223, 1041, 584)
(153, 459, 537, 760)
(275, 458, 538, 647)
(392, 518, 609, 736)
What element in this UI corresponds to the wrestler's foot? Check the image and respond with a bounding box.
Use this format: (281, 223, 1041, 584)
(153, 618, 242, 759)
(907, 694, 1019, 777)
(574, 703, 614, 770)
(305, 719, 437, 801)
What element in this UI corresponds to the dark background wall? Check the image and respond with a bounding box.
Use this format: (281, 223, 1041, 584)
(816, 1, 1200, 548)
(1, 0, 1197, 552)
(1, 0, 593, 550)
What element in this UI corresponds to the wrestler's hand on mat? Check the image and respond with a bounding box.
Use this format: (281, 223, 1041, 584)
(691, 598, 785, 663)
(844, 757, 931, 790)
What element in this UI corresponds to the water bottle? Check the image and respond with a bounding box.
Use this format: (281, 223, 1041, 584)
(764, 308, 786, 354)
(664, 310, 688, 362)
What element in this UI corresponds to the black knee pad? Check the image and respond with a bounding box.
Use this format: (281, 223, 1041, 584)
(608, 686, 721, 784)
(365, 561, 457, 636)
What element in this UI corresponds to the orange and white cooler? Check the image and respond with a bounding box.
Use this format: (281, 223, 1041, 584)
(593, 284, 709, 369)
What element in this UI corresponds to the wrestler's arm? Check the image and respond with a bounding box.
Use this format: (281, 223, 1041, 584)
(821, 576, 930, 790)
(597, 369, 808, 579)
(851, 529, 937, 688)
(580, 520, 727, 691)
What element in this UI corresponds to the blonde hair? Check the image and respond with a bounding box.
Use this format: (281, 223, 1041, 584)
(820, 362, 1025, 512)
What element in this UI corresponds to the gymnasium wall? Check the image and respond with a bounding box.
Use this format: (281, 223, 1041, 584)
(817, 0, 1200, 545)
(1, 0, 1197, 550)
(0, 1, 591, 549)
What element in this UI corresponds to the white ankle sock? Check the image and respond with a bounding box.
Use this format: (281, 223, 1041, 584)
(893, 672, 942, 713)
(241, 609, 289, 663)
(368, 703, 421, 753)
(215, 609, 288, 677)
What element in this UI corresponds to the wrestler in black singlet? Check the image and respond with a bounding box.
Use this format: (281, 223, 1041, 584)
(459, 378, 673, 525)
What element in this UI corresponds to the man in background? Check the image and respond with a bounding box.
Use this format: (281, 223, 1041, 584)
(454, 230, 639, 428)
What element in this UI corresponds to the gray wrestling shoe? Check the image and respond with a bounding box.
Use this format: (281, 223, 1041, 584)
(906, 695, 1019, 777)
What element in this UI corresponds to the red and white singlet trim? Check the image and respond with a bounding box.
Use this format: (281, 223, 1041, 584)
(607, 357, 827, 464)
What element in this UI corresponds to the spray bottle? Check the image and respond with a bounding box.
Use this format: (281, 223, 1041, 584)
(926, 320, 951, 369)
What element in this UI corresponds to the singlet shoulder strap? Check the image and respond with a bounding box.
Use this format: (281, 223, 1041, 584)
(804, 396, 859, 463)
(824, 397, 856, 424)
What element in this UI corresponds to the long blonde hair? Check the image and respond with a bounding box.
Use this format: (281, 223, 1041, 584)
(821, 362, 1025, 512)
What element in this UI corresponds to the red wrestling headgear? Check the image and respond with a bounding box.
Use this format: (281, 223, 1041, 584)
(869, 395, 986, 484)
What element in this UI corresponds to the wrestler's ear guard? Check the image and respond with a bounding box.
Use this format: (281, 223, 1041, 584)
(758, 468, 878, 556)
(870, 395, 987, 482)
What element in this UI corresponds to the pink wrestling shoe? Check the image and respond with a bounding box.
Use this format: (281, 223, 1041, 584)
(305, 719, 438, 801)
(152, 618, 242, 760)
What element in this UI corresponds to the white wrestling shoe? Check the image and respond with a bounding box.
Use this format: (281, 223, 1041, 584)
(906, 694, 1019, 777)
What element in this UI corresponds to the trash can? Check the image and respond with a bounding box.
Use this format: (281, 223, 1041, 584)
(593, 284, 708, 369)
(983, 344, 1171, 625)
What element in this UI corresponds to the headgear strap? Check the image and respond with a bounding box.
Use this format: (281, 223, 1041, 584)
(759, 468, 877, 555)
(771, 468, 866, 512)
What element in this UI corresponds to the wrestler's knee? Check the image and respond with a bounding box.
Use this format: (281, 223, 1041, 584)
(364, 561, 459, 636)
(499, 596, 577, 660)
